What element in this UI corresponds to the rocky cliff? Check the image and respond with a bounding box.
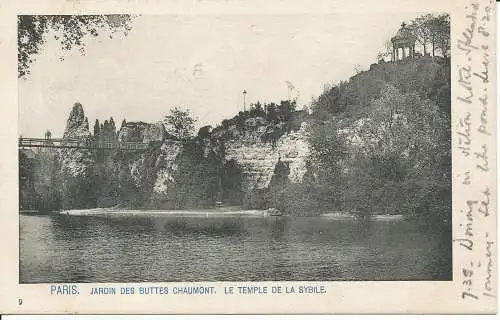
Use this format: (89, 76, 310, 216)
(60, 102, 94, 177)
(224, 121, 309, 195)
(20, 101, 312, 211)
(59, 102, 96, 208)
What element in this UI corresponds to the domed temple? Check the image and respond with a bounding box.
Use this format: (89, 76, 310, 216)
(391, 23, 416, 61)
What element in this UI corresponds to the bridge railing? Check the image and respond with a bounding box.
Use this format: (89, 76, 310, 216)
(19, 138, 148, 151)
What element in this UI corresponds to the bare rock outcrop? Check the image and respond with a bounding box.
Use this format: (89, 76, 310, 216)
(224, 120, 310, 194)
(59, 102, 96, 208)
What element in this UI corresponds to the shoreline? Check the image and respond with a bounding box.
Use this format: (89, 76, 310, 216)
(21, 208, 406, 221)
(58, 207, 269, 217)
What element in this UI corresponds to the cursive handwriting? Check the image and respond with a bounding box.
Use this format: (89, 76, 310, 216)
(483, 233, 495, 298)
(477, 92, 490, 136)
(473, 45, 489, 83)
(456, 0, 495, 305)
(457, 3, 480, 55)
(457, 65, 474, 104)
(457, 113, 472, 156)
(478, 187, 490, 217)
(455, 200, 476, 251)
(461, 170, 471, 185)
(474, 144, 489, 172)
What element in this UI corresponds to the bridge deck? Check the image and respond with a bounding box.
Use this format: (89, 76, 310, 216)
(19, 138, 148, 151)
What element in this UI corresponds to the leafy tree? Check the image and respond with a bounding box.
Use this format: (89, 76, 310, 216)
(19, 151, 37, 210)
(221, 119, 230, 129)
(249, 101, 265, 118)
(18, 15, 134, 78)
(307, 119, 349, 210)
(93, 119, 100, 140)
(163, 107, 197, 140)
(377, 39, 394, 62)
(168, 141, 219, 208)
(103, 120, 110, 140)
(432, 14, 451, 58)
(197, 125, 212, 139)
(345, 85, 450, 219)
(409, 14, 433, 55)
(408, 13, 450, 58)
(278, 100, 296, 121)
(265, 103, 278, 122)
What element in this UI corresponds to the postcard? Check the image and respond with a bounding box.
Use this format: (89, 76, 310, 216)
(0, 0, 496, 314)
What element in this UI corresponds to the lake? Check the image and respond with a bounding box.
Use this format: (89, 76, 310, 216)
(19, 212, 452, 283)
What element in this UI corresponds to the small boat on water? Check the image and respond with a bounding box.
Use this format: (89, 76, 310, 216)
(215, 201, 224, 208)
(265, 208, 283, 216)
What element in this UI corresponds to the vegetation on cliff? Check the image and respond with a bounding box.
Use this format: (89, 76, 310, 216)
(304, 58, 450, 221)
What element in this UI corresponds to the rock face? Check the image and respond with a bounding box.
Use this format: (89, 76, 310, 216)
(63, 102, 91, 141)
(152, 139, 183, 196)
(119, 116, 311, 209)
(59, 102, 96, 209)
(224, 120, 310, 196)
(22, 103, 311, 211)
(118, 121, 166, 144)
(115, 121, 183, 207)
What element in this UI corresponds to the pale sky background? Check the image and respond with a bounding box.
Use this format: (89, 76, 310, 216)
(19, 13, 423, 138)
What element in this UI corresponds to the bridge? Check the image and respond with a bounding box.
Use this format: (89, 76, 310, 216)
(19, 137, 148, 151)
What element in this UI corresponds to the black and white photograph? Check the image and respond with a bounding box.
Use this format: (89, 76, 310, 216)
(18, 12, 453, 284)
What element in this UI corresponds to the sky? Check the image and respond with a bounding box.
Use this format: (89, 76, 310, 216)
(18, 13, 422, 138)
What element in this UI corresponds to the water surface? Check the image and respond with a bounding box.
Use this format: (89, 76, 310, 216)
(20, 213, 452, 283)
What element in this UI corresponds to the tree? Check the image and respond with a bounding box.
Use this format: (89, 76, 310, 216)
(407, 13, 449, 58)
(249, 101, 265, 118)
(426, 14, 450, 58)
(409, 14, 433, 55)
(197, 125, 212, 139)
(109, 117, 116, 141)
(18, 15, 134, 78)
(277, 100, 296, 121)
(432, 14, 451, 58)
(93, 119, 101, 141)
(265, 102, 278, 122)
(381, 39, 394, 62)
(163, 107, 197, 140)
(348, 85, 450, 218)
(103, 120, 110, 141)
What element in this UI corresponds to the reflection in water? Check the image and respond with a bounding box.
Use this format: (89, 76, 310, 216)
(269, 218, 286, 240)
(20, 213, 452, 283)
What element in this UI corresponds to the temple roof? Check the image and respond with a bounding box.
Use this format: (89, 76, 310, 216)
(391, 22, 416, 43)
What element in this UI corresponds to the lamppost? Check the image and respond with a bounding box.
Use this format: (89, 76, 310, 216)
(243, 90, 247, 112)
